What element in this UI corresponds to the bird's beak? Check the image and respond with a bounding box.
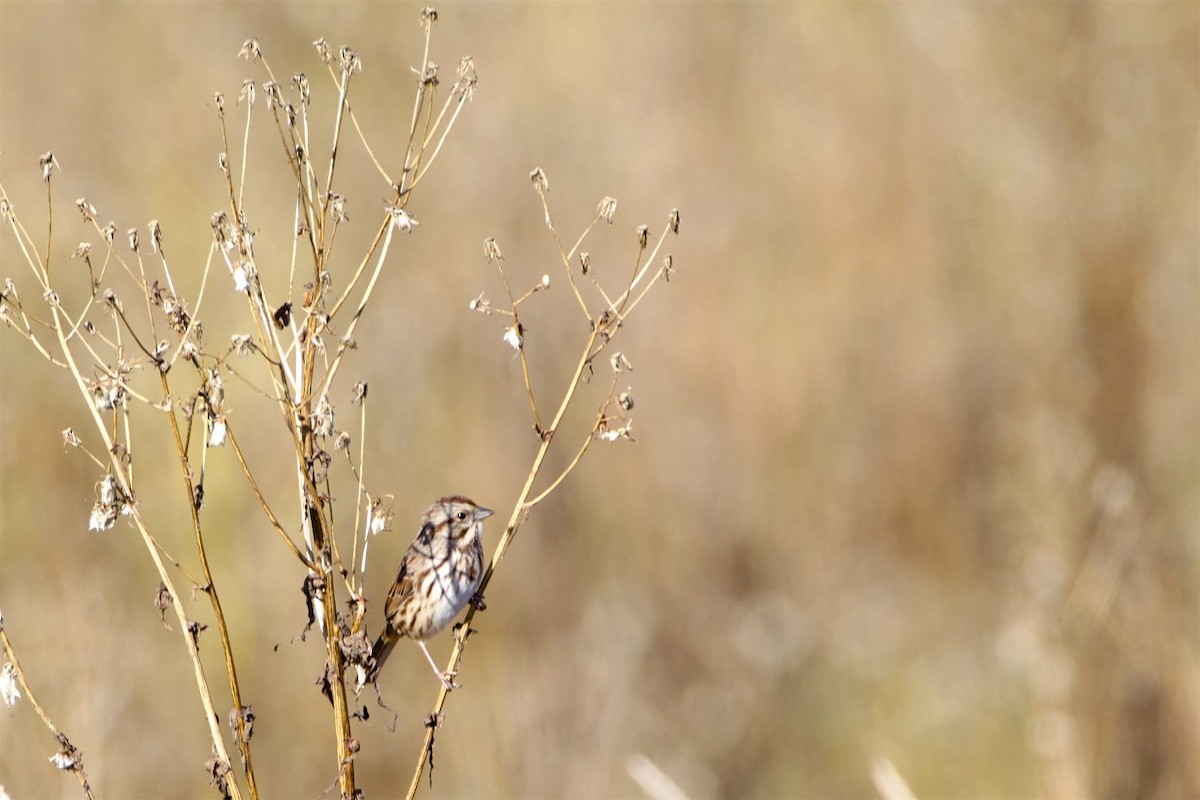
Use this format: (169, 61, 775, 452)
(477, 506, 494, 520)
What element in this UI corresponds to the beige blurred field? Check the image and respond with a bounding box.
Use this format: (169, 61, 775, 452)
(1, 3, 1197, 798)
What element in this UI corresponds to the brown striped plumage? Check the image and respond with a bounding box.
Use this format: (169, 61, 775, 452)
(369, 496, 492, 688)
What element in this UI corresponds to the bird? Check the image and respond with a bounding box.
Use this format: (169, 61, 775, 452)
(369, 496, 493, 688)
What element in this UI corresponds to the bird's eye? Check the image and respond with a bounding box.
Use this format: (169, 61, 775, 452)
(456, 511, 467, 521)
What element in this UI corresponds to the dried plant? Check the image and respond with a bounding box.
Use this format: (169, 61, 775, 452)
(406, 183, 679, 796)
(0, 9, 677, 800)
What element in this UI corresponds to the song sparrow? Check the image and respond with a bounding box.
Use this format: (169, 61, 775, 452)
(369, 496, 493, 688)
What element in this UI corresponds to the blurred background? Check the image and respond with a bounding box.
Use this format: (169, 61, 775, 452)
(1, 3, 1197, 798)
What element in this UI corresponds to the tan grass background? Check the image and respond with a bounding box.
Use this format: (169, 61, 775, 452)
(1, 3, 1197, 798)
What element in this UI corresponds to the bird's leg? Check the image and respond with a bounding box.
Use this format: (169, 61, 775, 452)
(418, 641, 458, 689)
(469, 591, 486, 611)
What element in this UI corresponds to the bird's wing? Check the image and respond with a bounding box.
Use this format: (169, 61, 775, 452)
(383, 520, 436, 618)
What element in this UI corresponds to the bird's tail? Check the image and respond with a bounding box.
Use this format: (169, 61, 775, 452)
(368, 631, 398, 682)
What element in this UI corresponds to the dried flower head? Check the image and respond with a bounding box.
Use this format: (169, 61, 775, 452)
(231, 706, 256, 746)
(312, 37, 333, 63)
(262, 81, 281, 110)
(529, 167, 549, 192)
(154, 582, 173, 627)
(456, 56, 478, 100)
(239, 39, 262, 60)
(661, 254, 676, 281)
(314, 396, 335, 438)
(100, 475, 119, 506)
(205, 753, 231, 797)
(38, 152, 59, 182)
(340, 46, 362, 74)
(75, 198, 97, 221)
(367, 497, 393, 536)
(388, 205, 418, 233)
(232, 261, 254, 292)
(210, 210, 229, 243)
(202, 370, 225, 409)
(178, 338, 199, 365)
(231, 334, 254, 356)
(92, 377, 127, 412)
(0, 662, 20, 707)
(610, 351, 633, 373)
(598, 196, 618, 224)
(188, 620, 208, 646)
(271, 302, 292, 330)
(329, 193, 349, 223)
(483, 237, 503, 263)
(292, 73, 310, 103)
(668, 207, 680, 234)
(417, 61, 439, 87)
(208, 415, 227, 448)
(598, 420, 635, 443)
(88, 501, 117, 533)
(503, 322, 524, 351)
(239, 80, 257, 106)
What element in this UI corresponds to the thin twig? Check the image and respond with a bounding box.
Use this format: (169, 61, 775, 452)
(225, 425, 311, 567)
(405, 328, 600, 798)
(47, 299, 243, 800)
(489, 256, 543, 432)
(0, 625, 96, 800)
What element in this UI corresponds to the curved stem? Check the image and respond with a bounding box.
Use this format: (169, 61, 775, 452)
(45, 296, 243, 800)
(405, 328, 599, 798)
(160, 372, 260, 798)
(0, 626, 96, 799)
